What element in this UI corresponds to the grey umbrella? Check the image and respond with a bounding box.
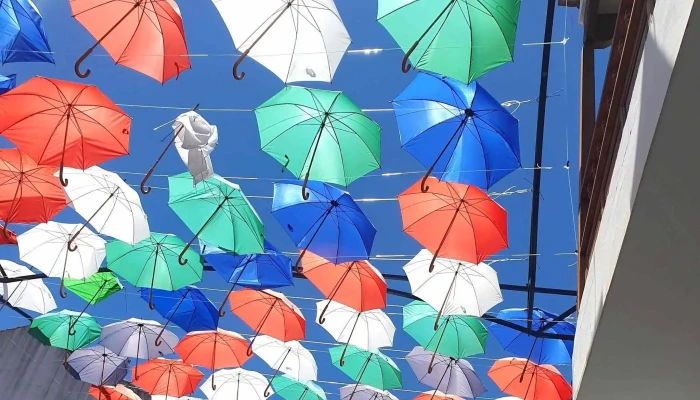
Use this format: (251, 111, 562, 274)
(340, 384, 399, 400)
(406, 347, 486, 398)
(66, 345, 129, 386)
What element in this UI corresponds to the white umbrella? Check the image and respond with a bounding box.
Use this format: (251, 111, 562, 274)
(58, 166, 150, 246)
(0, 260, 56, 314)
(17, 221, 106, 298)
(173, 111, 218, 185)
(201, 368, 269, 400)
(213, 0, 351, 83)
(339, 384, 399, 400)
(252, 335, 317, 384)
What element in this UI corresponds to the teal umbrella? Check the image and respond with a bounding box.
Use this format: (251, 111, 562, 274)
(330, 345, 401, 391)
(28, 310, 101, 362)
(270, 375, 326, 400)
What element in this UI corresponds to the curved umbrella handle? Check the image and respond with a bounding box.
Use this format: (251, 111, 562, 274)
(318, 300, 332, 325)
(74, 48, 93, 79)
(401, 41, 420, 73)
(301, 174, 311, 200)
(211, 373, 217, 390)
(246, 334, 257, 357)
(233, 49, 250, 80)
(148, 288, 156, 310)
(58, 165, 69, 187)
(339, 342, 350, 367)
(59, 278, 68, 299)
(420, 170, 432, 193)
(154, 327, 165, 347)
(178, 245, 190, 266)
(140, 167, 155, 194)
(427, 350, 437, 374)
(67, 235, 79, 252)
(264, 381, 273, 397)
(428, 251, 439, 273)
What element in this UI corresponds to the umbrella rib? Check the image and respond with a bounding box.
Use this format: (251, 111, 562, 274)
(239, 3, 289, 50)
(283, 3, 303, 82)
(472, 0, 513, 55)
(412, 1, 458, 70)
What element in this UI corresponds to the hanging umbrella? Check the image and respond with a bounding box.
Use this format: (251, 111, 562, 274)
(28, 310, 101, 362)
(168, 173, 265, 264)
(392, 72, 520, 189)
(302, 251, 386, 318)
(106, 233, 203, 309)
(253, 335, 317, 394)
(272, 180, 377, 269)
(200, 368, 269, 400)
(60, 166, 150, 246)
(132, 358, 203, 397)
(66, 345, 129, 386)
(0, 0, 54, 64)
(18, 221, 106, 298)
(377, 0, 521, 83)
(406, 347, 485, 399)
(413, 391, 463, 400)
(89, 385, 142, 400)
(316, 300, 394, 365)
(271, 375, 326, 400)
(69, 0, 191, 82)
(175, 329, 252, 390)
(65, 272, 123, 332)
(487, 358, 572, 400)
(0, 259, 56, 314)
(398, 177, 507, 269)
(330, 345, 402, 392)
(340, 385, 398, 400)
(213, 0, 350, 82)
(256, 86, 380, 193)
(0, 73, 16, 94)
(202, 239, 293, 317)
(490, 308, 575, 365)
(0, 76, 131, 186)
(228, 289, 305, 355)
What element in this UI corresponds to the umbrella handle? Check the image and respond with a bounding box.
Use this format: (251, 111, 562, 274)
(148, 287, 156, 310)
(59, 277, 68, 299)
(246, 334, 256, 357)
(318, 300, 332, 325)
(301, 175, 311, 200)
(175, 63, 181, 80)
(420, 169, 432, 193)
(339, 343, 350, 367)
(281, 155, 290, 172)
(154, 328, 164, 347)
(74, 47, 93, 79)
(233, 49, 249, 80)
(178, 246, 190, 266)
(264, 381, 273, 397)
(140, 167, 155, 194)
(401, 41, 419, 73)
(428, 250, 439, 273)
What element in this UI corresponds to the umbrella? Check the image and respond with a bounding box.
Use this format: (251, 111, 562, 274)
(0, 226, 17, 244)
(28, 310, 101, 361)
(0, 259, 56, 314)
(202, 239, 293, 317)
(65, 272, 123, 332)
(406, 347, 485, 399)
(403, 301, 487, 366)
(0, 148, 66, 233)
(377, 0, 521, 83)
(253, 335, 317, 393)
(301, 251, 387, 318)
(174, 329, 252, 390)
(132, 358, 203, 397)
(0, 0, 54, 64)
(404, 249, 502, 322)
(271, 375, 326, 400)
(60, 166, 150, 246)
(339, 385, 398, 400)
(316, 300, 394, 365)
(200, 368, 269, 400)
(106, 233, 203, 309)
(168, 173, 265, 264)
(330, 345, 402, 392)
(0, 76, 131, 186)
(487, 358, 572, 400)
(213, 0, 350, 82)
(392, 72, 520, 189)
(413, 391, 463, 400)
(490, 308, 575, 364)
(272, 180, 377, 268)
(69, 0, 191, 82)
(89, 385, 142, 400)
(0, 73, 16, 94)
(67, 345, 129, 386)
(18, 221, 106, 298)
(228, 289, 305, 355)
(256, 86, 381, 195)
(398, 177, 507, 269)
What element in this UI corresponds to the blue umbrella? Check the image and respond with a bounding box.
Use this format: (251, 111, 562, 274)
(0, 74, 16, 94)
(272, 180, 376, 270)
(139, 285, 218, 345)
(392, 72, 520, 190)
(0, 0, 54, 64)
(489, 308, 575, 365)
(200, 239, 294, 316)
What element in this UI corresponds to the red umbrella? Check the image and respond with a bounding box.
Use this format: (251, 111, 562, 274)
(0, 226, 17, 245)
(0, 77, 131, 186)
(413, 391, 463, 400)
(88, 385, 140, 400)
(131, 358, 203, 398)
(70, 0, 191, 83)
(301, 251, 387, 323)
(487, 358, 572, 400)
(398, 177, 507, 271)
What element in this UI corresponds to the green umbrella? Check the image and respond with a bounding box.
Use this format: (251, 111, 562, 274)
(403, 300, 487, 370)
(64, 272, 123, 333)
(270, 375, 326, 400)
(106, 232, 203, 309)
(330, 345, 402, 391)
(28, 310, 101, 362)
(168, 173, 264, 262)
(378, 0, 521, 84)
(255, 86, 381, 199)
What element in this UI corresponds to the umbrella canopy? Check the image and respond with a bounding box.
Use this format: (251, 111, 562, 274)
(398, 177, 507, 268)
(65, 272, 123, 305)
(316, 300, 394, 356)
(28, 310, 101, 351)
(99, 318, 178, 365)
(173, 111, 219, 185)
(272, 180, 377, 267)
(66, 345, 129, 386)
(213, 0, 350, 83)
(139, 286, 219, 335)
(0, 226, 17, 244)
(406, 347, 485, 398)
(271, 375, 326, 400)
(0, 73, 16, 94)
(252, 335, 317, 381)
(89, 385, 142, 400)
(0, 259, 56, 314)
(339, 385, 398, 400)
(413, 391, 463, 400)
(330, 345, 402, 390)
(69, 0, 191, 82)
(175, 328, 251, 371)
(0, 76, 131, 186)
(0, 0, 54, 64)
(132, 358, 203, 397)
(487, 358, 572, 400)
(377, 0, 521, 83)
(201, 368, 270, 400)
(256, 86, 380, 190)
(392, 72, 520, 189)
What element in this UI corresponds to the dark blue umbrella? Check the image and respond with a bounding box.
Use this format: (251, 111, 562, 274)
(272, 180, 376, 269)
(0, 0, 54, 64)
(200, 239, 294, 316)
(490, 308, 575, 365)
(0, 74, 16, 94)
(392, 72, 520, 190)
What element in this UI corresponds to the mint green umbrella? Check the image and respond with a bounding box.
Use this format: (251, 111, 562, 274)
(330, 345, 401, 391)
(271, 375, 326, 400)
(106, 233, 203, 309)
(168, 173, 264, 262)
(255, 86, 381, 199)
(378, 0, 521, 84)
(28, 310, 101, 362)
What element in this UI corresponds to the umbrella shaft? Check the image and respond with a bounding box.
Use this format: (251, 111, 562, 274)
(403, 0, 457, 67)
(295, 207, 334, 270)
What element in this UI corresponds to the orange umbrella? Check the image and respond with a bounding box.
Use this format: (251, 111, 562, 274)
(0, 77, 131, 186)
(398, 177, 507, 271)
(228, 289, 306, 355)
(301, 251, 387, 323)
(131, 358, 203, 398)
(414, 391, 463, 400)
(487, 358, 572, 400)
(69, 0, 191, 83)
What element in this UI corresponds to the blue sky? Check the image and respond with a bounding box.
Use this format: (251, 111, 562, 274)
(0, 1, 593, 398)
